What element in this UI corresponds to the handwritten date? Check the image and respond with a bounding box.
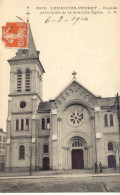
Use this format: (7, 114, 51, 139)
(45, 16, 88, 25)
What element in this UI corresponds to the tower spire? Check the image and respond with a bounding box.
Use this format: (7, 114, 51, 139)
(8, 15, 45, 73)
(8, 24, 38, 60)
(26, 6, 30, 23)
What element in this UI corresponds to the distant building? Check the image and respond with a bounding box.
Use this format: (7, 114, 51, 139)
(5, 24, 120, 172)
(0, 129, 6, 172)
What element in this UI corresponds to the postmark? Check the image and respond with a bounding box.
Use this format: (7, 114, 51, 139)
(2, 22, 28, 48)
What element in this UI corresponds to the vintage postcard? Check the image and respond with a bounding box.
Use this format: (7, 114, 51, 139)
(0, 0, 120, 192)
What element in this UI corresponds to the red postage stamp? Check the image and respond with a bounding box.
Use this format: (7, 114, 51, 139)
(2, 22, 28, 48)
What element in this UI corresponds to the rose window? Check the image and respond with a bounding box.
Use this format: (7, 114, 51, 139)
(67, 110, 84, 127)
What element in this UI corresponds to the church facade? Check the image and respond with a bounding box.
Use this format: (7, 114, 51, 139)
(5, 25, 119, 172)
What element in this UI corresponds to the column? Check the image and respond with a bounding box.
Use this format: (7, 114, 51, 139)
(51, 109, 58, 169)
(63, 147, 70, 170)
(68, 148, 71, 169)
(116, 143, 119, 167)
(57, 118, 62, 170)
(87, 146, 92, 168)
(84, 147, 89, 169)
(31, 115, 36, 170)
(5, 118, 11, 172)
(63, 147, 67, 170)
(90, 115, 96, 168)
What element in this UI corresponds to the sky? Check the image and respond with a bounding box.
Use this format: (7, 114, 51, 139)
(0, 0, 120, 131)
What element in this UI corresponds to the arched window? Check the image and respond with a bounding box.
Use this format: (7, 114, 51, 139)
(47, 118, 50, 129)
(44, 145, 49, 153)
(108, 142, 113, 150)
(25, 69, 30, 91)
(110, 114, 113, 126)
(42, 118, 45, 129)
(26, 119, 29, 130)
(21, 119, 24, 130)
(17, 70, 22, 92)
(72, 140, 83, 147)
(16, 119, 19, 131)
(19, 145, 25, 159)
(104, 115, 108, 126)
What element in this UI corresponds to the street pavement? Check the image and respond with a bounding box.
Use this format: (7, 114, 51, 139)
(0, 169, 120, 192)
(0, 168, 120, 179)
(0, 175, 120, 192)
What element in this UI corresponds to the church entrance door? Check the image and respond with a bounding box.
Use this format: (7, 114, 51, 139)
(43, 157, 49, 170)
(108, 155, 116, 168)
(72, 149, 84, 169)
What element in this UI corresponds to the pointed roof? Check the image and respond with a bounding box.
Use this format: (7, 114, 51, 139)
(54, 78, 101, 100)
(27, 24, 38, 58)
(8, 24, 45, 73)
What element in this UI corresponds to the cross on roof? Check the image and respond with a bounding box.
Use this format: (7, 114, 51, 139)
(72, 71, 77, 79)
(26, 6, 30, 22)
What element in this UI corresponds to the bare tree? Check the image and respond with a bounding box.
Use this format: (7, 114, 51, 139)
(25, 145, 36, 176)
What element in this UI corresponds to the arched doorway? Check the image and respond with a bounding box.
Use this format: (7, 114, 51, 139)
(71, 139, 84, 169)
(43, 157, 49, 170)
(108, 155, 116, 168)
(72, 149, 84, 169)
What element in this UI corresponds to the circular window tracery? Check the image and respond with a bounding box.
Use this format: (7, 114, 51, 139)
(67, 110, 84, 127)
(20, 101, 26, 108)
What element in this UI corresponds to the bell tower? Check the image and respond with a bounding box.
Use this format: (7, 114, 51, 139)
(8, 24, 45, 98)
(5, 23, 45, 172)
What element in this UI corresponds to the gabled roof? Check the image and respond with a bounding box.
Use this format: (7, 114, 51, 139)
(54, 78, 101, 100)
(99, 97, 117, 107)
(38, 101, 51, 111)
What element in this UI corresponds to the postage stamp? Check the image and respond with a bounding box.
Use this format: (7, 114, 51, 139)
(1, 22, 28, 48)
